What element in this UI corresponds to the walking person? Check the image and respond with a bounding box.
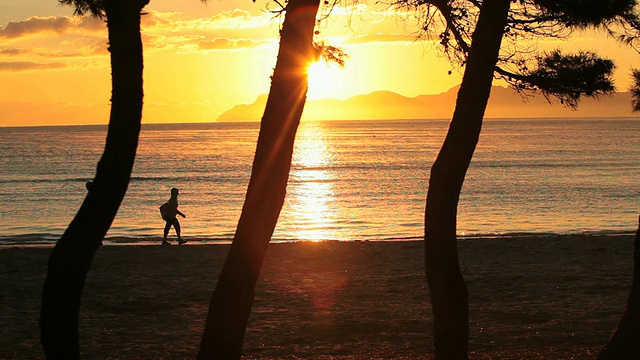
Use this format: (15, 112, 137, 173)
(160, 187, 186, 245)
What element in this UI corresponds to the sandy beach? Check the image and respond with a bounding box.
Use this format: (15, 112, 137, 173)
(0, 235, 634, 359)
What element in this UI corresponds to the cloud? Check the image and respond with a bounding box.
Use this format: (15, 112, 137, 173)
(0, 45, 106, 58)
(0, 16, 103, 38)
(144, 9, 272, 33)
(0, 61, 67, 72)
(0, 10, 267, 40)
(141, 33, 207, 51)
(0, 48, 25, 56)
(0, 10, 276, 56)
(343, 33, 413, 44)
(188, 9, 267, 30)
(110, 10, 278, 52)
(0, 8, 415, 59)
(0, 17, 71, 38)
(198, 38, 271, 50)
(208, 9, 259, 29)
(141, 11, 175, 28)
(85, 40, 109, 55)
(77, 16, 105, 31)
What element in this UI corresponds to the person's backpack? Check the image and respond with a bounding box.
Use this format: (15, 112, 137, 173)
(159, 202, 170, 220)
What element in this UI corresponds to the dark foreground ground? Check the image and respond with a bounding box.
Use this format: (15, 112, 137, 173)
(0, 235, 634, 359)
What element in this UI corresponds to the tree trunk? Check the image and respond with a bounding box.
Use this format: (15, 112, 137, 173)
(40, 1, 147, 358)
(598, 214, 640, 360)
(197, 0, 319, 358)
(424, 1, 510, 359)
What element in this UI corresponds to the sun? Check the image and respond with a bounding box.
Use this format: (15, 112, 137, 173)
(306, 60, 343, 100)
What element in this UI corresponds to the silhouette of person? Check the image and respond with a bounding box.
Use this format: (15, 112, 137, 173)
(160, 187, 186, 245)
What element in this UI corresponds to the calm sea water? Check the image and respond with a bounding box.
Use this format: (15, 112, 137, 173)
(0, 118, 638, 245)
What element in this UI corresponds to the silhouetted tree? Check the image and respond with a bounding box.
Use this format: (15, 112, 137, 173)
(40, 0, 149, 358)
(423, 2, 511, 357)
(197, 0, 320, 358)
(631, 69, 640, 111)
(598, 16, 640, 355)
(598, 217, 640, 360)
(390, 0, 640, 358)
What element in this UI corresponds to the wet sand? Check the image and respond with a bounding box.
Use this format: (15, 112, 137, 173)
(0, 235, 634, 359)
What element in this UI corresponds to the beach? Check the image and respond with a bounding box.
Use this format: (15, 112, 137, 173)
(0, 235, 634, 359)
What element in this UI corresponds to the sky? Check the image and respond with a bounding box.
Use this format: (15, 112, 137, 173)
(1, 0, 640, 126)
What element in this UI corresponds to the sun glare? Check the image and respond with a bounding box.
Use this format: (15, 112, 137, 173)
(289, 122, 337, 241)
(306, 60, 343, 100)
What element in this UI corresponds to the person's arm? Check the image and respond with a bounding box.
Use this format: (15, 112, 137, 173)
(177, 210, 186, 218)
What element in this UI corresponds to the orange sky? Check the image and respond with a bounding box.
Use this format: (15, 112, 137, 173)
(1, 1, 639, 126)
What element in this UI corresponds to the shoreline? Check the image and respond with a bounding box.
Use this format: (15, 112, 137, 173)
(1, 235, 634, 359)
(0, 230, 635, 249)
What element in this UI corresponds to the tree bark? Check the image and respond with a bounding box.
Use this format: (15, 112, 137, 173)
(197, 0, 320, 358)
(40, 1, 147, 358)
(598, 214, 640, 360)
(424, 1, 510, 359)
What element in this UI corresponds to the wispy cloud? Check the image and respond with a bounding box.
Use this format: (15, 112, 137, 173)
(198, 38, 272, 50)
(175, 9, 271, 31)
(0, 48, 25, 56)
(343, 33, 414, 44)
(0, 16, 103, 38)
(0, 7, 415, 59)
(0, 44, 106, 58)
(0, 61, 67, 71)
(124, 10, 278, 52)
(141, 9, 272, 34)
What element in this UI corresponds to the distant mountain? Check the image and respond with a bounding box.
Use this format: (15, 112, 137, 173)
(216, 86, 640, 122)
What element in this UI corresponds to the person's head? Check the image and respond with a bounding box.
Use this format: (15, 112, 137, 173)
(171, 188, 179, 196)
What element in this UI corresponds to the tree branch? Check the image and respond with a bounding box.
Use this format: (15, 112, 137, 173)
(431, 2, 471, 53)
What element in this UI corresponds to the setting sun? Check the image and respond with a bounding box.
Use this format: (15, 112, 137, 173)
(306, 60, 345, 100)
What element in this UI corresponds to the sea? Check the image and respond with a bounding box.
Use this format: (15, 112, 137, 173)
(0, 118, 638, 246)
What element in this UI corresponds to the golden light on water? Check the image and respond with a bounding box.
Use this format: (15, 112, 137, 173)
(290, 122, 337, 241)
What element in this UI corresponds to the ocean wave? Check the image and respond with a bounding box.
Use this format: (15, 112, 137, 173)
(0, 177, 92, 184)
(0, 175, 223, 184)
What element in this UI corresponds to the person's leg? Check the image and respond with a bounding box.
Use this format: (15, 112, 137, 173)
(174, 219, 181, 237)
(163, 220, 172, 245)
(175, 219, 187, 245)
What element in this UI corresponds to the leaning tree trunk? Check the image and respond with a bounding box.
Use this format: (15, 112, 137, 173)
(40, 1, 148, 358)
(423, 0, 510, 359)
(598, 214, 640, 359)
(197, 0, 320, 358)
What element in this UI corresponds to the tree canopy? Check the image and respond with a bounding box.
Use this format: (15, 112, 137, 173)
(392, 0, 640, 108)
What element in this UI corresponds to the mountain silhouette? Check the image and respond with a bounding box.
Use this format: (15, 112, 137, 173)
(217, 86, 639, 121)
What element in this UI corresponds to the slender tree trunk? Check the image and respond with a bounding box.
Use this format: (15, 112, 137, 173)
(424, 1, 510, 359)
(197, 0, 319, 358)
(40, 1, 147, 358)
(598, 214, 640, 359)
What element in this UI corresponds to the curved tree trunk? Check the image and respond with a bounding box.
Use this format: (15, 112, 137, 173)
(598, 214, 640, 359)
(423, 0, 510, 359)
(197, 0, 320, 358)
(40, 1, 148, 358)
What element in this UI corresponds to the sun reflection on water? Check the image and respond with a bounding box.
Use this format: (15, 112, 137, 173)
(289, 122, 336, 241)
